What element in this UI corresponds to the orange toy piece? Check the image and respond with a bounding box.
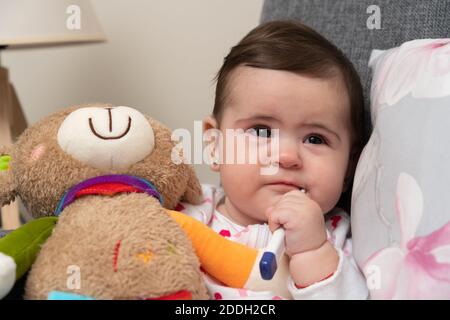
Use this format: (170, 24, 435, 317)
(168, 210, 292, 298)
(168, 210, 258, 288)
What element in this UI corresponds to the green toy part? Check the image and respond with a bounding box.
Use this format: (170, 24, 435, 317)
(0, 155, 11, 171)
(0, 217, 58, 280)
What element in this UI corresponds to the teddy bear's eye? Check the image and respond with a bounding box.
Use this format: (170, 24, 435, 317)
(0, 155, 11, 171)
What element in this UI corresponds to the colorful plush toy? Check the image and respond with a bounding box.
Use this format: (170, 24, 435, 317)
(0, 104, 290, 300)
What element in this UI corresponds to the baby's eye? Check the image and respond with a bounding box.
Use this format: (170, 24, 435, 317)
(247, 125, 272, 138)
(304, 134, 326, 145)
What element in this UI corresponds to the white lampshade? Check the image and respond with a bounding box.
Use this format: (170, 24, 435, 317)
(0, 0, 105, 47)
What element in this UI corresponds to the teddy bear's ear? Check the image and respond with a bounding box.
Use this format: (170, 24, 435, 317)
(0, 145, 17, 207)
(181, 165, 203, 205)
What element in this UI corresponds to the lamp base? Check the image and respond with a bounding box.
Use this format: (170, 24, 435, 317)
(0, 66, 27, 230)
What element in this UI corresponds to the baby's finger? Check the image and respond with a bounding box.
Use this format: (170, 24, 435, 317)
(267, 208, 295, 232)
(268, 217, 280, 233)
(267, 208, 282, 232)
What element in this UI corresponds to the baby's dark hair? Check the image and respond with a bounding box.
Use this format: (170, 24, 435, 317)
(213, 20, 366, 212)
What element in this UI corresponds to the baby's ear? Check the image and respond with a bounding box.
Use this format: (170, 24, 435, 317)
(0, 146, 17, 207)
(181, 165, 203, 205)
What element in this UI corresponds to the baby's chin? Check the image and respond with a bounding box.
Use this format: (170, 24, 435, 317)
(253, 186, 287, 208)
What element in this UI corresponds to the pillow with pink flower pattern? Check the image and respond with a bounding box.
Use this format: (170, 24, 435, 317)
(351, 39, 450, 299)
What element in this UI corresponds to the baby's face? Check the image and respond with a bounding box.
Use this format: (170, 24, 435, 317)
(207, 66, 352, 223)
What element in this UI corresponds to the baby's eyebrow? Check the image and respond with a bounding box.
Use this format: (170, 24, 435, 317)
(235, 115, 280, 124)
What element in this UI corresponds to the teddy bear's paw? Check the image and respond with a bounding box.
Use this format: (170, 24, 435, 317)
(0, 252, 16, 299)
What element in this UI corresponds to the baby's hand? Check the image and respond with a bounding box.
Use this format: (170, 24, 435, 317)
(266, 189, 327, 257)
(266, 190, 339, 287)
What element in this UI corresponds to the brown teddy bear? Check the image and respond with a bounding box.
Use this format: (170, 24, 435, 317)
(0, 103, 211, 299)
(0, 103, 290, 300)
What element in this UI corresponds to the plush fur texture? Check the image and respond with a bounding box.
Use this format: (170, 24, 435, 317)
(0, 103, 209, 299)
(26, 194, 208, 299)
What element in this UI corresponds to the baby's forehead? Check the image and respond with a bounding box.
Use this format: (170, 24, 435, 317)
(220, 67, 353, 133)
(228, 86, 351, 123)
(229, 67, 349, 105)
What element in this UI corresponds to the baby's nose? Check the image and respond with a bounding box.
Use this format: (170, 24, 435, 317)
(276, 138, 302, 169)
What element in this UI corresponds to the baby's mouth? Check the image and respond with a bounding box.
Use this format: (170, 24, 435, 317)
(267, 182, 308, 193)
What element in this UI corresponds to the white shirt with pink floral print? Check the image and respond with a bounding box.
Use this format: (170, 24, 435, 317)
(178, 184, 369, 300)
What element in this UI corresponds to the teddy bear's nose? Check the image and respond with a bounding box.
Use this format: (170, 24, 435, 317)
(57, 106, 155, 170)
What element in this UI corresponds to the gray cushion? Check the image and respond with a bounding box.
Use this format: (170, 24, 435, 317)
(261, 0, 450, 136)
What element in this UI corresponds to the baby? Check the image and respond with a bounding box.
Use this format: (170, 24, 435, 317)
(179, 21, 369, 299)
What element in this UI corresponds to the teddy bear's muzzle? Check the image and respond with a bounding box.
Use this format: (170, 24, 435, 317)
(57, 106, 155, 170)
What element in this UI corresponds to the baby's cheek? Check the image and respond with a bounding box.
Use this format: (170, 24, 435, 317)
(313, 167, 345, 213)
(221, 164, 258, 196)
(30, 144, 46, 162)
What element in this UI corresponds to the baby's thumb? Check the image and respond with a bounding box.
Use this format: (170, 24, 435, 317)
(265, 206, 279, 232)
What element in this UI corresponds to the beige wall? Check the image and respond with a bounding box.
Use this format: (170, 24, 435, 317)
(2, 0, 263, 184)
